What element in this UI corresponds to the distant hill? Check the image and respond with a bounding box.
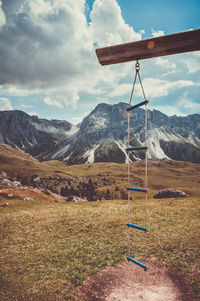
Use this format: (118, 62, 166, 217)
(0, 103, 200, 163)
(0, 143, 200, 200)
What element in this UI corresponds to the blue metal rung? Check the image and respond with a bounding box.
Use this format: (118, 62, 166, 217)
(127, 256, 148, 271)
(126, 146, 148, 151)
(127, 100, 149, 112)
(127, 187, 149, 193)
(127, 222, 149, 232)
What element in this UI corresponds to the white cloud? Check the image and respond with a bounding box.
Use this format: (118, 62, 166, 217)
(0, 0, 91, 90)
(70, 111, 90, 124)
(154, 95, 200, 116)
(28, 111, 38, 116)
(192, 51, 200, 58)
(154, 57, 177, 70)
(178, 98, 200, 114)
(109, 83, 132, 97)
(1, 85, 38, 96)
(0, 97, 13, 110)
(184, 51, 200, 73)
(0, 0, 6, 29)
(0, 0, 143, 110)
(151, 30, 165, 37)
(89, 0, 142, 47)
(109, 77, 196, 99)
(140, 78, 196, 98)
(0, 0, 199, 117)
(20, 103, 33, 109)
(150, 105, 185, 117)
(44, 97, 63, 109)
(44, 92, 80, 109)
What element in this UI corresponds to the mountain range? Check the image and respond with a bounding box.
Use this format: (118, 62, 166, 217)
(0, 102, 200, 164)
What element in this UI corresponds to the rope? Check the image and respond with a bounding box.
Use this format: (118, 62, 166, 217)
(127, 111, 131, 257)
(129, 64, 138, 105)
(127, 60, 148, 264)
(129, 60, 146, 105)
(144, 102, 148, 259)
(138, 71, 147, 101)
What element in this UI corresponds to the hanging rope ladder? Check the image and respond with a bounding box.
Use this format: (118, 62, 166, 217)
(95, 28, 200, 273)
(126, 60, 149, 271)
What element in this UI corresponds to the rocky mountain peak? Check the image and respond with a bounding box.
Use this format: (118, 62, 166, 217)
(0, 103, 199, 164)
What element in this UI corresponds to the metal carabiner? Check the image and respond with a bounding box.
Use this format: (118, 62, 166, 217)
(135, 60, 140, 72)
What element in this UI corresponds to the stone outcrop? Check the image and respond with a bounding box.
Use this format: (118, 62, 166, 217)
(153, 189, 189, 198)
(65, 195, 87, 202)
(0, 202, 9, 207)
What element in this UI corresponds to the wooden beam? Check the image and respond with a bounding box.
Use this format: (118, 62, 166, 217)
(96, 29, 200, 65)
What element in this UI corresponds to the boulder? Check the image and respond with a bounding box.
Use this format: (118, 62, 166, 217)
(42, 189, 52, 195)
(0, 202, 9, 207)
(0, 179, 22, 187)
(0, 171, 7, 177)
(0, 179, 13, 186)
(65, 195, 87, 203)
(24, 197, 35, 202)
(153, 189, 189, 199)
(13, 181, 22, 187)
(33, 177, 41, 183)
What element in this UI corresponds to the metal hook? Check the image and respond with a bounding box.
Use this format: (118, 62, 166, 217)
(135, 60, 140, 71)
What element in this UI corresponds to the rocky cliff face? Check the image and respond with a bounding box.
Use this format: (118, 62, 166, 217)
(65, 103, 200, 164)
(0, 103, 200, 164)
(0, 110, 78, 159)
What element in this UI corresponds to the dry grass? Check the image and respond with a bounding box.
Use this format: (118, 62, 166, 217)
(0, 187, 64, 204)
(0, 144, 199, 197)
(0, 145, 200, 300)
(0, 195, 199, 300)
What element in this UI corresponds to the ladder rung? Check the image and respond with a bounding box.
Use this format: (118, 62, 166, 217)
(127, 187, 149, 192)
(127, 256, 148, 271)
(127, 100, 149, 112)
(127, 223, 149, 232)
(126, 146, 148, 151)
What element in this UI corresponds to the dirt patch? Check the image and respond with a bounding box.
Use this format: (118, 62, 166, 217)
(75, 259, 187, 301)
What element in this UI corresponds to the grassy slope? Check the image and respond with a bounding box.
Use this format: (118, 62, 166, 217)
(0, 145, 200, 300)
(0, 197, 199, 301)
(1, 144, 199, 188)
(0, 144, 199, 196)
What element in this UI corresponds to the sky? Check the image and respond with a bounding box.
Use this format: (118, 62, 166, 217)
(0, 0, 199, 124)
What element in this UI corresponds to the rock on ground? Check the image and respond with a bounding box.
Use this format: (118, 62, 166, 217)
(153, 189, 189, 199)
(24, 197, 35, 202)
(0, 202, 9, 207)
(0, 179, 22, 187)
(65, 195, 87, 202)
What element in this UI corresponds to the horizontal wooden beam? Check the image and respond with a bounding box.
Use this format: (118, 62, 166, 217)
(96, 29, 200, 65)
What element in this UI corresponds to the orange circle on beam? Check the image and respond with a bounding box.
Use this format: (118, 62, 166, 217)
(147, 41, 155, 49)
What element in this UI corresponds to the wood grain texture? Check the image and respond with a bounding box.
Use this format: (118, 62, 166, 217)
(96, 29, 200, 65)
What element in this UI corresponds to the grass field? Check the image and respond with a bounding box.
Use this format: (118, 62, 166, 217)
(1, 144, 199, 198)
(0, 146, 200, 300)
(0, 195, 200, 300)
